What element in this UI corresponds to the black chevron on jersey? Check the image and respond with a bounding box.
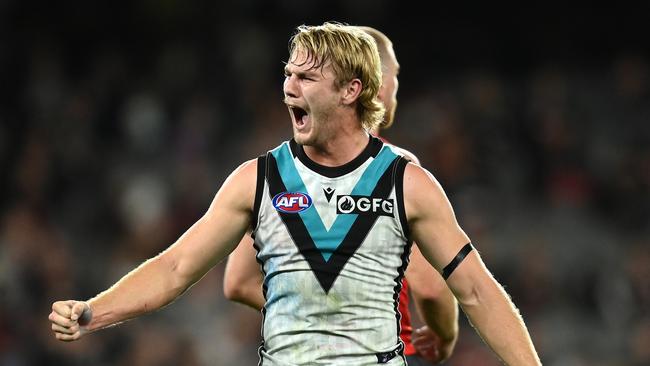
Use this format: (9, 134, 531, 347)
(265, 153, 400, 293)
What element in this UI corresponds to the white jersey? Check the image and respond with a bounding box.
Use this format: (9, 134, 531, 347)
(252, 136, 412, 366)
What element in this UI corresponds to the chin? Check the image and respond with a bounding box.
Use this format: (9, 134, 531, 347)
(292, 130, 313, 146)
(293, 135, 312, 146)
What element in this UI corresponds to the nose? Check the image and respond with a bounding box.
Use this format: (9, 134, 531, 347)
(283, 74, 299, 99)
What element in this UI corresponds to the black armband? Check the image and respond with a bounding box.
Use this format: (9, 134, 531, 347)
(442, 243, 474, 280)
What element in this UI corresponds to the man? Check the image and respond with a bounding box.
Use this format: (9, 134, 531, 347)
(49, 22, 541, 365)
(223, 25, 458, 365)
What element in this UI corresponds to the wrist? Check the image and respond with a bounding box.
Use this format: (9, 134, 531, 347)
(78, 301, 93, 325)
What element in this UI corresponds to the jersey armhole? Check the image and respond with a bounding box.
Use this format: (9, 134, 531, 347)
(393, 157, 411, 242)
(250, 153, 267, 236)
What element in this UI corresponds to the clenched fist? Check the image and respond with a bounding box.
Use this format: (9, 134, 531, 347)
(48, 300, 92, 342)
(412, 325, 446, 364)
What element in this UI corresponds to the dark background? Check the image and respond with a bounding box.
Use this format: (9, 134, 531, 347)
(1, 1, 649, 365)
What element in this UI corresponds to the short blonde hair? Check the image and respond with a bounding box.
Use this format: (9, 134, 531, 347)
(288, 22, 385, 131)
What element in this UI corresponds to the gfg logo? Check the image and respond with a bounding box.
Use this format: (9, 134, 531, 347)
(273, 192, 313, 213)
(336, 195, 394, 216)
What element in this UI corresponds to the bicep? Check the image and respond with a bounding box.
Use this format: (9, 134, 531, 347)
(404, 164, 470, 273)
(404, 164, 500, 301)
(443, 249, 497, 302)
(163, 160, 257, 283)
(405, 245, 448, 299)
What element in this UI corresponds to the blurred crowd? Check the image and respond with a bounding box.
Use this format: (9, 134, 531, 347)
(1, 2, 648, 365)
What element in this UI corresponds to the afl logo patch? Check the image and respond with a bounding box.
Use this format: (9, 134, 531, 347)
(272, 192, 313, 213)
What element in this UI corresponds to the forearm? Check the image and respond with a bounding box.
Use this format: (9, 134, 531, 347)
(408, 244, 459, 352)
(231, 283, 265, 310)
(86, 253, 190, 331)
(49, 159, 257, 342)
(223, 234, 266, 311)
(414, 288, 458, 346)
(457, 276, 541, 365)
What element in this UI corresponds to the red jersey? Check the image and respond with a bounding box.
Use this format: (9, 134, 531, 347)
(400, 278, 416, 355)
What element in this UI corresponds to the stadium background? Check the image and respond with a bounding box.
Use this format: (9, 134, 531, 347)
(1, 1, 648, 365)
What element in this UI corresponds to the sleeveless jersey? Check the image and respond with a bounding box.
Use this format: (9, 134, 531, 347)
(252, 136, 413, 365)
(375, 136, 415, 357)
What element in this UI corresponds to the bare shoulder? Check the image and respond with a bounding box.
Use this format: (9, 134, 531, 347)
(210, 158, 259, 213)
(403, 163, 453, 221)
(227, 158, 258, 188)
(403, 163, 442, 192)
(233, 158, 258, 177)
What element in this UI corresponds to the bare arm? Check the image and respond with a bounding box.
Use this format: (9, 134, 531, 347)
(49, 159, 258, 341)
(406, 245, 458, 361)
(397, 145, 460, 362)
(404, 163, 541, 365)
(223, 233, 265, 310)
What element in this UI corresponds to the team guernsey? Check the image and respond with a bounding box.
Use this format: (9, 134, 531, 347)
(376, 136, 415, 357)
(252, 136, 413, 366)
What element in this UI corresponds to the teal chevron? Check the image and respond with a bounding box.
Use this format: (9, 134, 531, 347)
(271, 142, 397, 261)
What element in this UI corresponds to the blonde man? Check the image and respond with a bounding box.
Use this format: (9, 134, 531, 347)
(223, 25, 459, 365)
(49, 22, 541, 366)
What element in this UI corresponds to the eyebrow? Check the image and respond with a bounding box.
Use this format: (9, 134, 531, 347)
(284, 65, 320, 78)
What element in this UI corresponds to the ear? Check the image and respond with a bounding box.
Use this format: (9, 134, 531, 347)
(340, 78, 363, 106)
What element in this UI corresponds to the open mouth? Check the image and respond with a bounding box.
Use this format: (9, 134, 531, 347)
(290, 106, 309, 127)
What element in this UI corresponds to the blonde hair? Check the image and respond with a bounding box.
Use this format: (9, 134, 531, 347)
(288, 22, 385, 131)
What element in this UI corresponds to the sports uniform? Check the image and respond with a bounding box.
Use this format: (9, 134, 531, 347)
(376, 136, 417, 359)
(252, 136, 412, 365)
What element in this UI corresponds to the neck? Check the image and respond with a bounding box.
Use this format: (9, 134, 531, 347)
(302, 128, 370, 167)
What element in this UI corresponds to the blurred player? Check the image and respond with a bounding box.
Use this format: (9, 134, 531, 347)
(223, 25, 458, 364)
(49, 22, 541, 365)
